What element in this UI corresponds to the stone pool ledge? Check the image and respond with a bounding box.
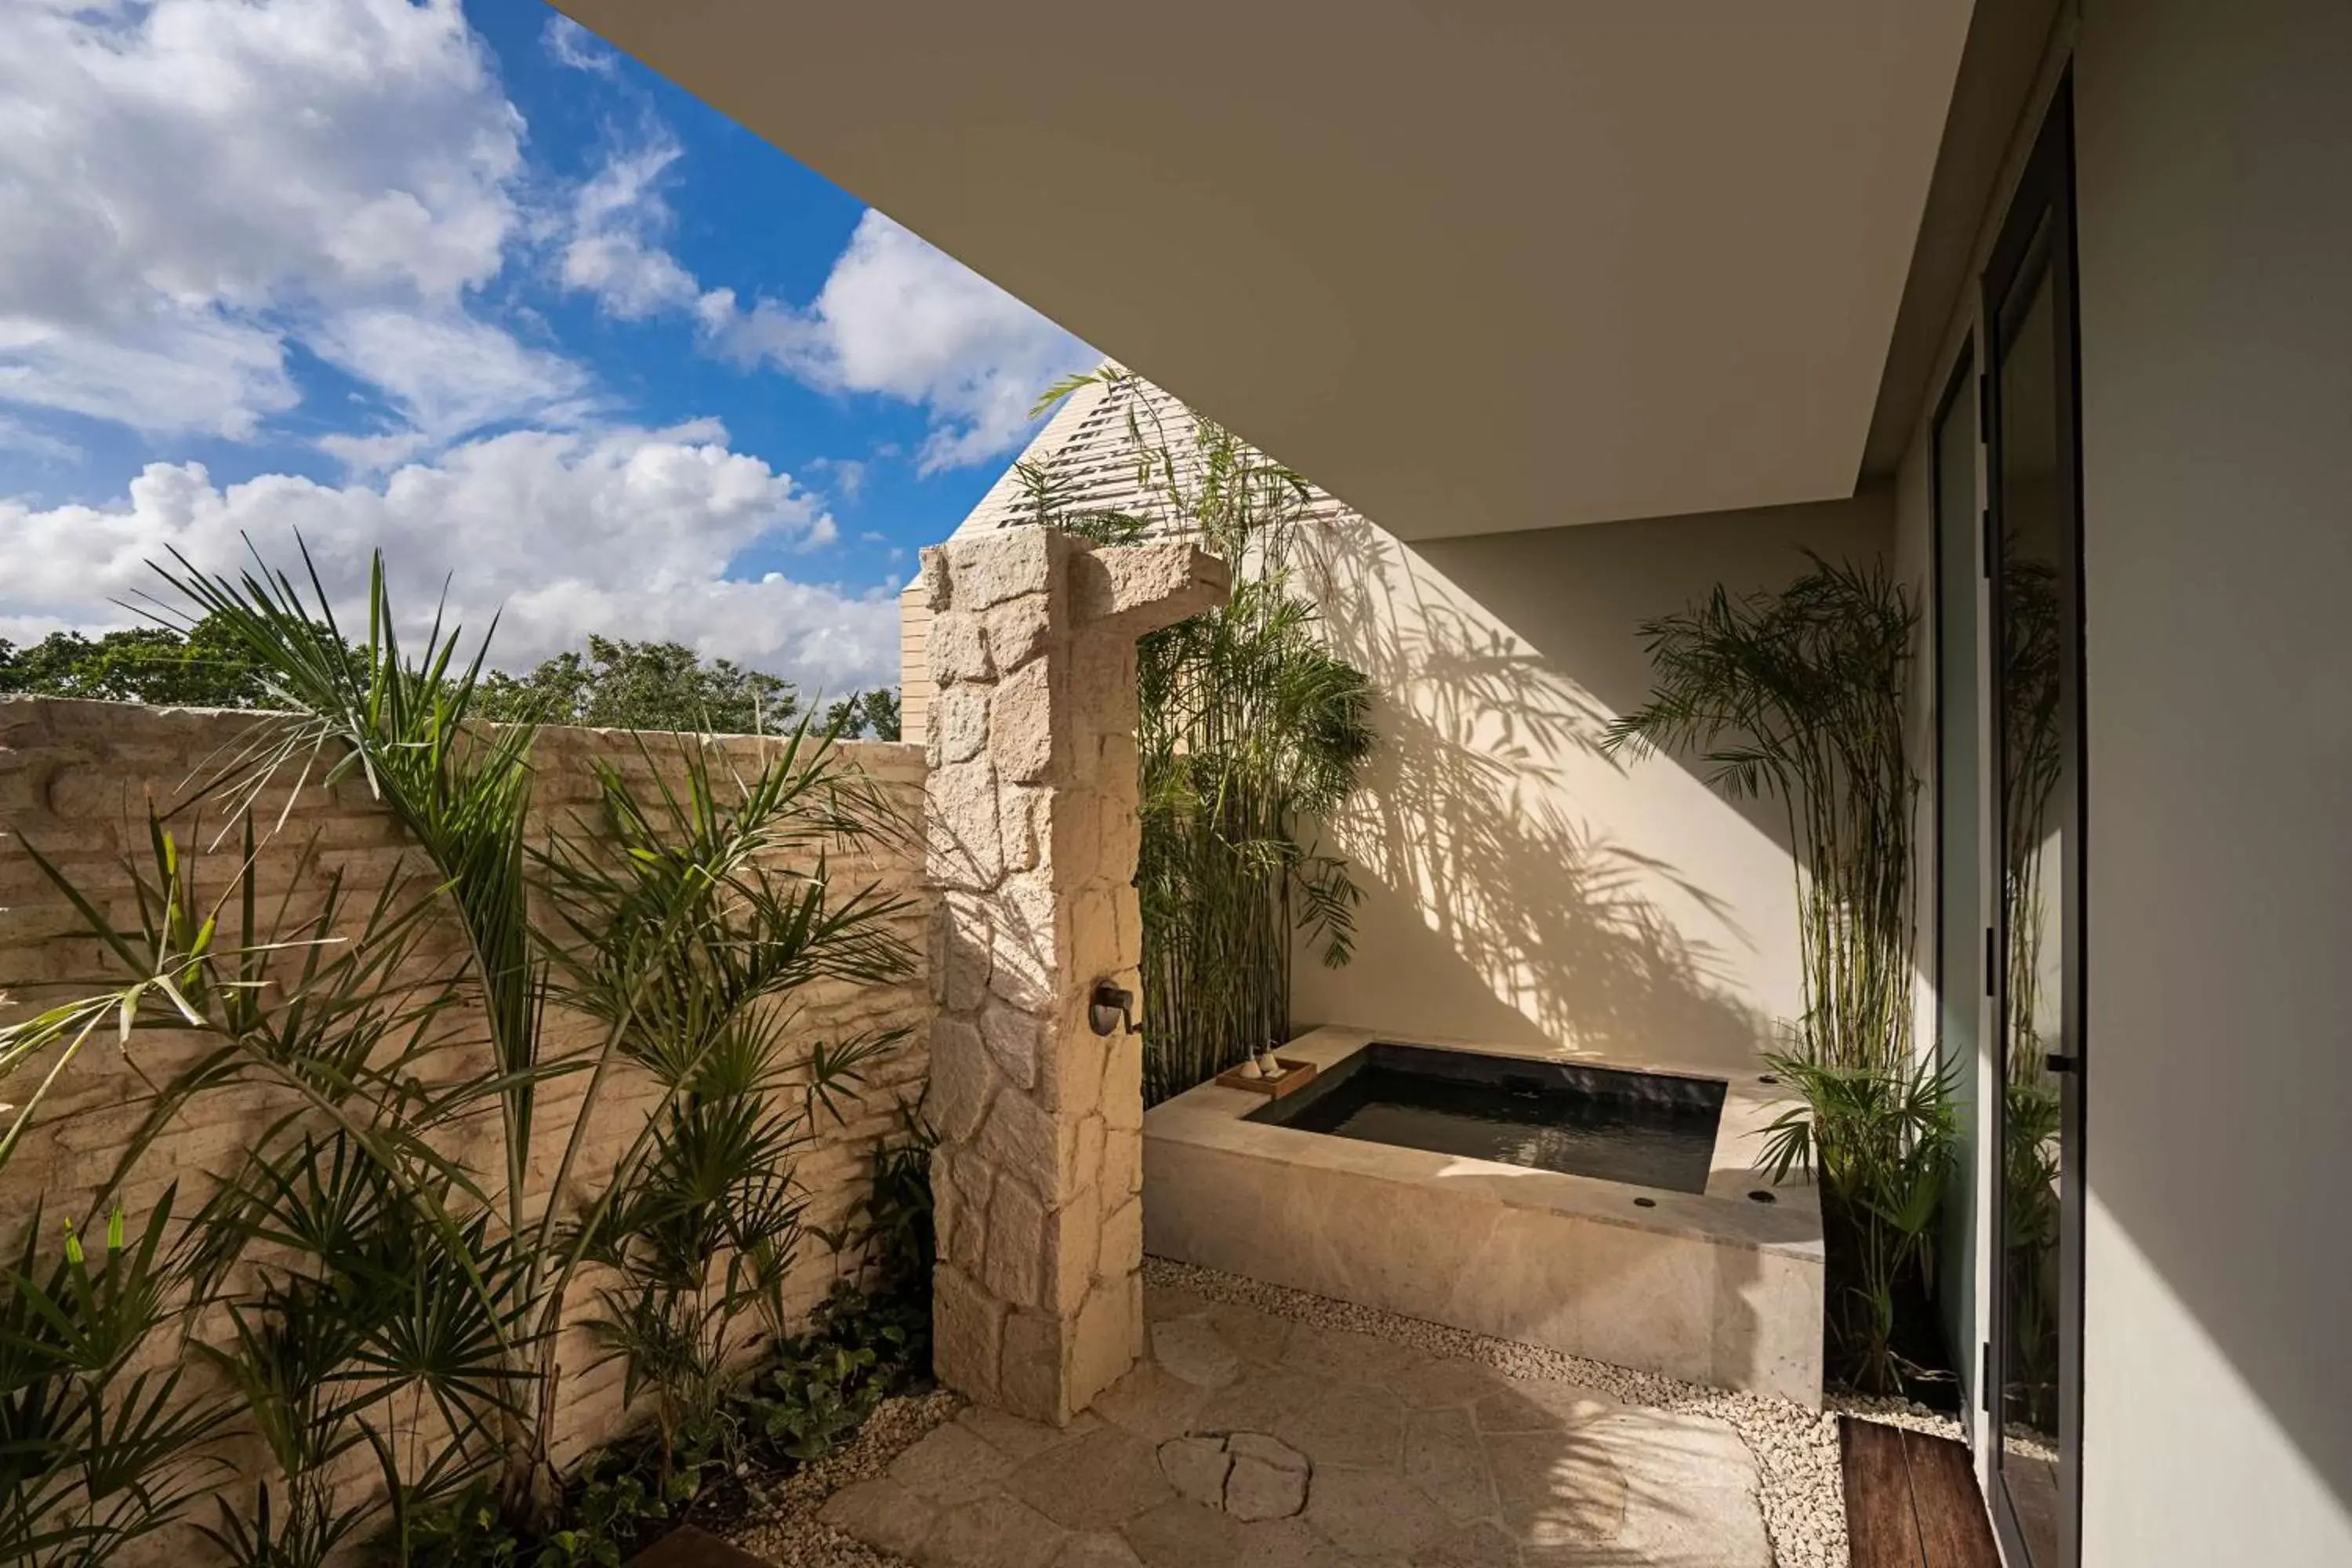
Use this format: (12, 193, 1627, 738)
(1142, 1025, 1826, 1406)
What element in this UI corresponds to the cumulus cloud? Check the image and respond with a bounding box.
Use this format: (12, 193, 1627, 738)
(0, 424, 898, 691)
(0, 0, 568, 453)
(543, 141, 1091, 474)
(699, 212, 1094, 473)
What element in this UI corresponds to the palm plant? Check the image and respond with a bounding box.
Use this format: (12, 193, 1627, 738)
(1602, 554, 1920, 1075)
(0, 1192, 230, 1568)
(1031, 369, 1376, 1102)
(1757, 1052, 1957, 1392)
(0, 543, 915, 1556)
(1605, 554, 1948, 1392)
(550, 744, 910, 1497)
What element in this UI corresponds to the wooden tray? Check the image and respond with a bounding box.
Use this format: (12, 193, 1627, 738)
(1214, 1057, 1317, 1099)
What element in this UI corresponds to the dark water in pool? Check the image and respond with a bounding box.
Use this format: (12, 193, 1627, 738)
(1247, 1042, 1724, 1195)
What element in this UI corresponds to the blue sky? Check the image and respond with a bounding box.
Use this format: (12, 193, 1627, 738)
(0, 0, 1096, 695)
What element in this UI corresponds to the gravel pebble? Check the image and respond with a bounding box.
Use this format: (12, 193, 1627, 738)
(720, 1265, 1965, 1568)
(727, 1389, 959, 1567)
(1145, 1257, 1962, 1568)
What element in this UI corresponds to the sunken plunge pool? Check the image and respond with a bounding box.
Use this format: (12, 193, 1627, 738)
(1244, 1040, 1726, 1195)
(1143, 1027, 1828, 1404)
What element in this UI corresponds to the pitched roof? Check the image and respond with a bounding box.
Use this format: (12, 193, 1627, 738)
(945, 365, 1348, 543)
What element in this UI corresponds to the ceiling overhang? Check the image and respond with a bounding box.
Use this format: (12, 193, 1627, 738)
(561, 1, 1974, 540)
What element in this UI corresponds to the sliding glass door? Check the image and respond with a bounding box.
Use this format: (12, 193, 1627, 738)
(1984, 82, 2084, 1568)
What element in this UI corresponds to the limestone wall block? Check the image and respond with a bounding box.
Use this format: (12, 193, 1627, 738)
(1049, 789, 1101, 880)
(1070, 543, 1231, 634)
(935, 1262, 1006, 1404)
(1102, 1044, 1145, 1133)
(1102, 1126, 1142, 1202)
(931, 685, 989, 765)
(978, 1000, 1044, 1091)
(1100, 1195, 1145, 1281)
(1000, 785, 1044, 873)
(913, 547, 952, 612)
(946, 528, 1059, 611)
(1041, 1018, 1112, 1119)
(926, 1017, 993, 1143)
(927, 612, 993, 685)
(938, 895, 994, 1013)
(984, 593, 1054, 671)
(976, 1077, 1060, 1178)
(982, 1174, 1047, 1309)
(1071, 1113, 1107, 1199)
(1065, 885, 1121, 988)
(989, 659, 1058, 785)
(1046, 1185, 1103, 1315)
(998, 1309, 1068, 1424)
(925, 757, 1004, 891)
(1067, 1275, 1141, 1414)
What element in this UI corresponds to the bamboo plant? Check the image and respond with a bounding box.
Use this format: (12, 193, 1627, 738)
(1027, 370, 1376, 1103)
(1604, 554, 1950, 1392)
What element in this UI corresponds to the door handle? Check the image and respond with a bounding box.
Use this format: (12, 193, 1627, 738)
(2044, 1052, 2079, 1075)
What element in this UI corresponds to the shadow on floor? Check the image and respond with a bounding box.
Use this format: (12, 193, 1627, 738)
(817, 1278, 1775, 1566)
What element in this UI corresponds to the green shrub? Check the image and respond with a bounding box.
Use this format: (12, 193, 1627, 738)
(0, 543, 916, 1560)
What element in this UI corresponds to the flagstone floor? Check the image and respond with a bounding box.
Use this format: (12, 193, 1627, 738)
(815, 1278, 1773, 1568)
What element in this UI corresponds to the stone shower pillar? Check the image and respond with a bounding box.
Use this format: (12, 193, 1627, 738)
(920, 528, 1229, 1425)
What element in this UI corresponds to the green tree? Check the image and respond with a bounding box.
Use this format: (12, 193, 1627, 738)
(474, 637, 798, 735)
(0, 616, 281, 707)
(822, 688, 901, 741)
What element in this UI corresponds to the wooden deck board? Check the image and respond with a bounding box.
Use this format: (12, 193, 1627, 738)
(1842, 1417, 2002, 1568)
(624, 1524, 771, 1568)
(1907, 1428, 2002, 1568)
(1843, 1417, 1925, 1566)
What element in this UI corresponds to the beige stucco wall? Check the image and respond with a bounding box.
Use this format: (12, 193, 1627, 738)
(2069, 2, 2352, 1562)
(1296, 497, 1893, 1076)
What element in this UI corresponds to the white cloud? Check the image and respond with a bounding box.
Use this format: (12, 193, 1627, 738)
(0, 0, 565, 455)
(559, 133, 705, 321)
(310, 308, 596, 452)
(543, 14, 619, 77)
(0, 415, 88, 467)
(543, 151, 1091, 474)
(700, 212, 1094, 473)
(0, 423, 897, 690)
(808, 456, 869, 501)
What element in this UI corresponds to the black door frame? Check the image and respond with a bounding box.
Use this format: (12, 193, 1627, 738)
(1928, 343, 1981, 1425)
(1981, 73, 2087, 1568)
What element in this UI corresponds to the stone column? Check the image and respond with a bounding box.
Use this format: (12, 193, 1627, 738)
(920, 528, 1229, 1425)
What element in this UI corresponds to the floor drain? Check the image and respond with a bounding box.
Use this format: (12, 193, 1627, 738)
(1758, 1073, 1778, 1085)
(1747, 1189, 1777, 1204)
(1632, 1196, 1657, 1208)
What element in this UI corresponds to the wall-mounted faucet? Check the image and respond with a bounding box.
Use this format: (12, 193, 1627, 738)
(1088, 980, 1139, 1036)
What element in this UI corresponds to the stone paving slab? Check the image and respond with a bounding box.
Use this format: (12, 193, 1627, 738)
(819, 1288, 1773, 1567)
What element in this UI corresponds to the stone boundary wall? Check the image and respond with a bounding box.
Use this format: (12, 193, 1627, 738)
(0, 696, 935, 1479)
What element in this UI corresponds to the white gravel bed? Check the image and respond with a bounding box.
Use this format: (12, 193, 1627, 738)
(1146, 1256, 1962, 1568)
(728, 1388, 959, 1568)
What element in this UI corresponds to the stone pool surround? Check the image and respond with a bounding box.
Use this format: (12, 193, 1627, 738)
(1142, 1025, 1826, 1406)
